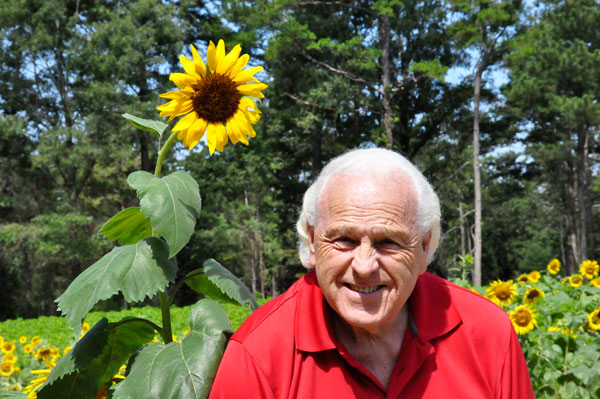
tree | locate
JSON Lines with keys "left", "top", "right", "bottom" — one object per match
{"left": 505, "top": 0, "right": 600, "bottom": 272}
{"left": 449, "top": 0, "right": 522, "bottom": 285}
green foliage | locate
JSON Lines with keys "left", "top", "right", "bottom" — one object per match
{"left": 56, "top": 238, "right": 178, "bottom": 336}
{"left": 122, "top": 114, "right": 169, "bottom": 139}
{"left": 128, "top": 171, "right": 202, "bottom": 258}
{"left": 112, "top": 300, "right": 232, "bottom": 399}
{"left": 101, "top": 207, "right": 153, "bottom": 245}
{"left": 38, "top": 318, "right": 156, "bottom": 399}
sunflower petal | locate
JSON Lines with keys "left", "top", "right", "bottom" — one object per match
{"left": 227, "top": 115, "right": 248, "bottom": 145}
{"left": 172, "top": 111, "right": 197, "bottom": 132}
{"left": 218, "top": 44, "right": 242, "bottom": 75}
{"left": 190, "top": 44, "right": 206, "bottom": 77}
{"left": 232, "top": 66, "right": 263, "bottom": 84}
{"left": 179, "top": 55, "right": 201, "bottom": 80}
{"left": 215, "top": 40, "right": 226, "bottom": 71}
{"left": 170, "top": 73, "right": 197, "bottom": 90}
{"left": 229, "top": 54, "right": 250, "bottom": 77}
{"left": 206, "top": 123, "right": 217, "bottom": 155}
{"left": 207, "top": 41, "right": 217, "bottom": 73}
{"left": 215, "top": 123, "right": 228, "bottom": 152}
{"left": 159, "top": 90, "right": 191, "bottom": 100}
{"left": 186, "top": 118, "right": 208, "bottom": 149}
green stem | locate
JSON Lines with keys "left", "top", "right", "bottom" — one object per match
{"left": 154, "top": 130, "right": 179, "bottom": 178}
{"left": 159, "top": 291, "right": 173, "bottom": 344}
{"left": 154, "top": 128, "right": 179, "bottom": 344}
{"left": 166, "top": 271, "right": 205, "bottom": 307}
{"left": 117, "top": 317, "right": 163, "bottom": 335}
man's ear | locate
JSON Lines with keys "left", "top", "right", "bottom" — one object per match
{"left": 307, "top": 222, "right": 317, "bottom": 267}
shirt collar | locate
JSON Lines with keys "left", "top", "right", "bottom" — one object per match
{"left": 294, "top": 270, "right": 462, "bottom": 352}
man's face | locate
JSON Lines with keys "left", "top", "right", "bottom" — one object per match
{"left": 308, "top": 172, "right": 430, "bottom": 333}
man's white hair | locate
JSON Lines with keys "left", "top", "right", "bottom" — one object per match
{"left": 296, "top": 147, "right": 441, "bottom": 268}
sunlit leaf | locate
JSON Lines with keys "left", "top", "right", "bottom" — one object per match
{"left": 56, "top": 238, "right": 177, "bottom": 335}
{"left": 128, "top": 171, "right": 201, "bottom": 258}
{"left": 122, "top": 113, "right": 168, "bottom": 138}
{"left": 101, "top": 207, "right": 152, "bottom": 245}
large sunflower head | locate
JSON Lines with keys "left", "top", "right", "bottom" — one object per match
{"left": 547, "top": 258, "right": 561, "bottom": 275}
{"left": 516, "top": 274, "right": 530, "bottom": 284}
{"left": 568, "top": 274, "right": 583, "bottom": 288}
{"left": 510, "top": 305, "right": 538, "bottom": 335}
{"left": 157, "top": 40, "right": 267, "bottom": 155}
{"left": 588, "top": 308, "right": 600, "bottom": 331}
{"left": 523, "top": 287, "right": 545, "bottom": 304}
{"left": 485, "top": 279, "right": 518, "bottom": 307}
{"left": 579, "top": 259, "right": 599, "bottom": 280}
{"left": 528, "top": 270, "right": 541, "bottom": 283}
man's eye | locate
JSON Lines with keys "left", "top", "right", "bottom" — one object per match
{"left": 334, "top": 237, "right": 356, "bottom": 247}
{"left": 378, "top": 239, "right": 401, "bottom": 250}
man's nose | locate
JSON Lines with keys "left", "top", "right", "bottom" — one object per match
{"left": 350, "top": 241, "right": 378, "bottom": 276}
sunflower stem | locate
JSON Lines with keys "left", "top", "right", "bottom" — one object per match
{"left": 154, "top": 130, "right": 179, "bottom": 178}
{"left": 158, "top": 291, "right": 173, "bottom": 344}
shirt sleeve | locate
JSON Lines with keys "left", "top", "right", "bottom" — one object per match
{"left": 498, "top": 328, "right": 535, "bottom": 399}
{"left": 209, "top": 339, "right": 275, "bottom": 399}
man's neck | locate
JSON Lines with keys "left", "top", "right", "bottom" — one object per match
{"left": 333, "top": 306, "right": 408, "bottom": 390}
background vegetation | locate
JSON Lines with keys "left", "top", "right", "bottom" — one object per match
{"left": 0, "top": 0, "right": 598, "bottom": 320}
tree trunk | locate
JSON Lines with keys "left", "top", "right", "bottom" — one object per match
{"left": 378, "top": 13, "right": 394, "bottom": 147}
{"left": 577, "top": 128, "right": 593, "bottom": 260}
{"left": 471, "top": 60, "right": 484, "bottom": 287}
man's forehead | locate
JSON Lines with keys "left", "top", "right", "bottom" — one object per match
{"left": 318, "top": 171, "right": 418, "bottom": 216}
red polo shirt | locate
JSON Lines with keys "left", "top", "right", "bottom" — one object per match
{"left": 210, "top": 270, "right": 534, "bottom": 398}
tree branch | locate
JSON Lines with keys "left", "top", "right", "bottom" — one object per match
{"left": 301, "top": 51, "right": 379, "bottom": 92}
{"left": 285, "top": 92, "right": 335, "bottom": 111}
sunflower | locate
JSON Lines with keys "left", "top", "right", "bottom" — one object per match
{"left": 4, "top": 353, "right": 17, "bottom": 363}
{"left": 579, "top": 259, "right": 599, "bottom": 280}
{"left": 510, "top": 305, "right": 538, "bottom": 335}
{"left": 23, "top": 367, "right": 51, "bottom": 399}
{"left": 485, "top": 279, "right": 518, "bottom": 307}
{"left": 31, "top": 336, "right": 41, "bottom": 347}
{"left": 1, "top": 360, "right": 15, "bottom": 377}
{"left": 35, "top": 347, "right": 52, "bottom": 361}
{"left": 547, "top": 258, "right": 561, "bottom": 275}
{"left": 528, "top": 270, "right": 541, "bottom": 283}
{"left": 1, "top": 341, "right": 15, "bottom": 354}
{"left": 523, "top": 287, "right": 545, "bottom": 304}
{"left": 516, "top": 274, "right": 530, "bottom": 283}
{"left": 568, "top": 274, "right": 583, "bottom": 288}
{"left": 24, "top": 344, "right": 33, "bottom": 354}
{"left": 19, "top": 336, "right": 27, "bottom": 344}
{"left": 157, "top": 40, "right": 267, "bottom": 155}
{"left": 590, "top": 277, "right": 600, "bottom": 288}
{"left": 588, "top": 308, "right": 600, "bottom": 331}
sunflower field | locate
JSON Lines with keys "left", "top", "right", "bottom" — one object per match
{"left": 455, "top": 259, "right": 600, "bottom": 398}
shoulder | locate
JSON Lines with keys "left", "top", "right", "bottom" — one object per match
{"left": 417, "top": 273, "right": 513, "bottom": 338}
{"left": 231, "top": 273, "right": 307, "bottom": 344}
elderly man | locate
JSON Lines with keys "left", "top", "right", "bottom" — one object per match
{"left": 210, "top": 148, "right": 534, "bottom": 398}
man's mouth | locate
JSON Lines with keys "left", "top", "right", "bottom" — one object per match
{"left": 346, "top": 284, "right": 383, "bottom": 294}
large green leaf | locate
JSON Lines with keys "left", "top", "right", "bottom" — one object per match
{"left": 38, "top": 317, "right": 155, "bottom": 399}
{"left": 128, "top": 171, "right": 201, "bottom": 258}
{"left": 56, "top": 238, "right": 177, "bottom": 335}
{"left": 122, "top": 113, "right": 168, "bottom": 138}
{"left": 205, "top": 259, "right": 258, "bottom": 311}
{"left": 101, "top": 207, "right": 152, "bottom": 245}
{"left": 112, "top": 299, "right": 232, "bottom": 399}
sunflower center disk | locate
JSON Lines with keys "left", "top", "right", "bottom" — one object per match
{"left": 192, "top": 73, "right": 240, "bottom": 123}
{"left": 516, "top": 311, "right": 530, "bottom": 325}
{"left": 496, "top": 287, "right": 510, "bottom": 300}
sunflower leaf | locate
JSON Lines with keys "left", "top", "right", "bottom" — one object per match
{"left": 111, "top": 299, "right": 231, "bottom": 399}
{"left": 122, "top": 113, "right": 168, "bottom": 138}
{"left": 101, "top": 207, "right": 153, "bottom": 245}
{"left": 38, "top": 317, "right": 155, "bottom": 399}
{"left": 128, "top": 171, "right": 201, "bottom": 258}
{"left": 56, "top": 238, "right": 177, "bottom": 335}
{"left": 204, "top": 259, "right": 258, "bottom": 311}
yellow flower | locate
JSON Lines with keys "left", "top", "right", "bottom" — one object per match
{"left": 22, "top": 366, "right": 52, "bottom": 398}
{"left": 547, "top": 258, "right": 561, "bottom": 275}
{"left": 510, "top": 305, "right": 538, "bottom": 335}
{"left": 50, "top": 348, "right": 60, "bottom": 359}
{"left": 1, "top": 360, "right": 15, "bottom": 377}
{"left": 568, "top": 274, "right": 583, "bottom": 288}
{"left": 590, "top": 277, "right": 600, "bottom": 288}
{"left": 4, "top": 353, "right": 17, "bottom": 363}
{"left": 0, "top": 336, "right": 3, "bottom": 346}
{"left": 547, "top": 326, "right": 561, "bottom": 332}
{"left": 157, "top": 40, "right": 267, "bottom": 155}
{"left": 528, "top": 270, "right": 541, "bottom": 283}
{"left": 588, "top": 308, "right": 600, "bottom": 330}
{"left": 516, "top": 274, "right": 530, "bottom": 283}
{"left": 485, "top": 279, "right": 518, "bottom": 307}
{"left": 31, "top": 336, "right": 41, "bottom": 346}
{"left": 19, "top": 336, "right": 27, "bottom": 344}
{"left": 24, "top": 344, "right": 33, "bottom": 354}
{"left": 63, "top": 346, "right": 72, "bottom": 356}
{"left": 1, "top": 341, "right": 15, "bottom": 354}
{"left": 523, "top": 287, "right": 545, "bottom": 304}
{"left": 579, "top": 259, "right": 599, "bottom": 280}
{"left": 35, "top": 347, "right": 52, "bottom": 361}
